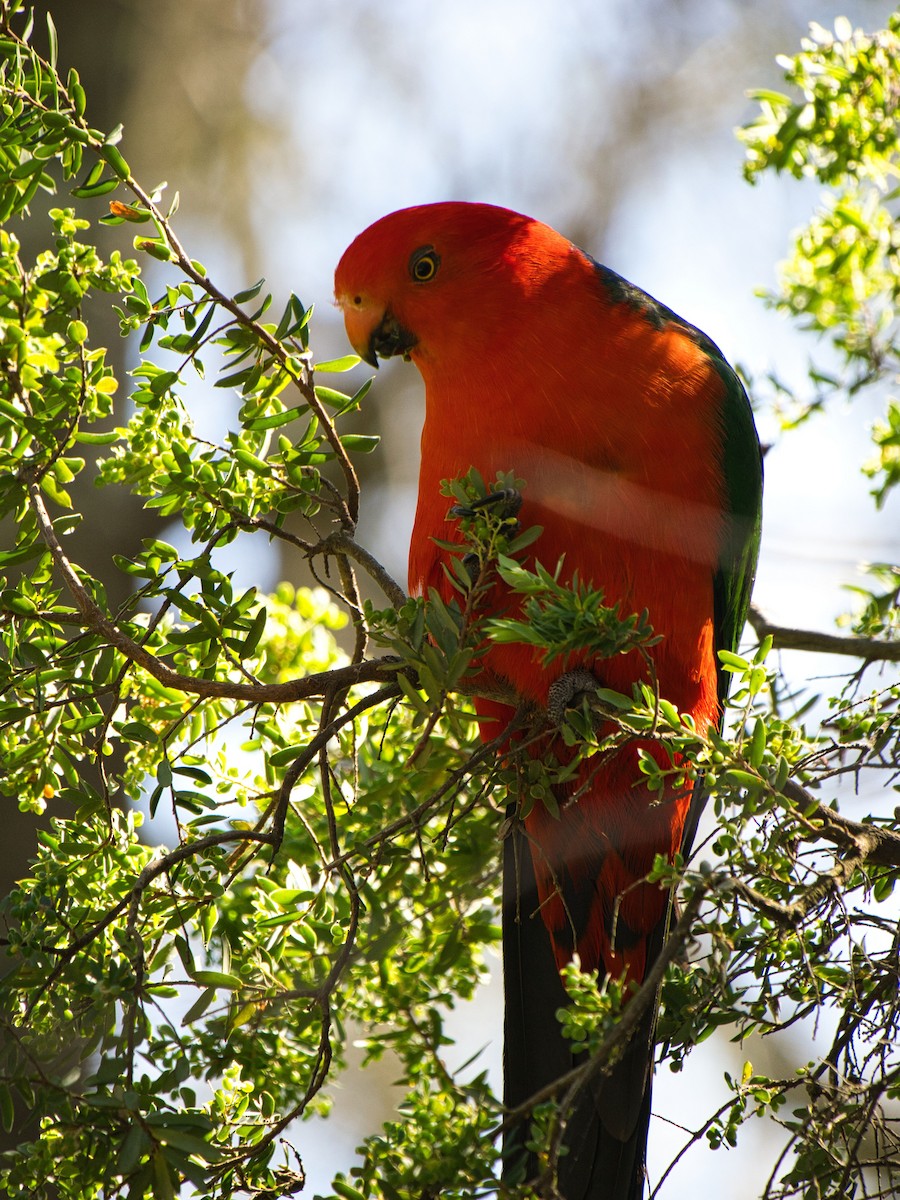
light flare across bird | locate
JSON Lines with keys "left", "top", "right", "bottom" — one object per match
{"left": 335, "top": 201, "right": 762, "bottom": 1200}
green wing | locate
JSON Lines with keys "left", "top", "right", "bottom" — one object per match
{"left": 709, "top": 356, "right": 764, "bottom": 705}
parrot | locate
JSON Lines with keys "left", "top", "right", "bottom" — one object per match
{"left": 334, "top": 202, "right": 763, "bottom": 1200}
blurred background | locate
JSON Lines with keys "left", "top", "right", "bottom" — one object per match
{"left": 9, "top": 0, "right": 900, "bottom": 1195}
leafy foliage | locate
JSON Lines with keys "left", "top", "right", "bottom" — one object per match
{"left": 740, "top": 13, "right": 900, "bottom": 508}
{"left": 0, "top": 6, "right": 897, "bottom": 1200}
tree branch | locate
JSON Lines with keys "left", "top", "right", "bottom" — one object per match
{"left": 780, "top": 777, "right": 900, "bottom": 870}
{"left": 749, "top": 604, "right": 900, "bottom": 663}
{"left": 318, "top": 530, "right": 407, "bottom": 611}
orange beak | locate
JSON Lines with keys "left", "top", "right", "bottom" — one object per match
{"left": 338, "top": 299, "right": 417, "bottom": 368}
{"left": 341, "top": 303, "right": 384, "bottom": 368}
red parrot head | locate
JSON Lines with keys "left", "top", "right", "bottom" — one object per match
{"left": 334, "top": 202, "right": 585, "bottom": 371}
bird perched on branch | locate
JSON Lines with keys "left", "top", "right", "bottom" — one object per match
{"left": 335, "top": 201, "right": 762, "bottom": 1200}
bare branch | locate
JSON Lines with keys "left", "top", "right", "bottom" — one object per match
{"left": 749, "top": 604, "right": 900, "bottom": 663}
{"left": 318, "top": 530, "right": 407, "bottom": 611}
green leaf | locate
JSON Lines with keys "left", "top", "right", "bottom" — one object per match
{"left": 182, "top": 987, "right": 216, "bottom": 1026}
{"left": 333, "top": 1180, "right": 367, "bottom": 1200}
{"left": 725, "top": 768, "right": 763, "bottom": 790}
{"left": 45, "top": 12, "right": 58, "bottom": 69}
{"left": 0, "top": 542, "right": 43, "bottom": 568}
{"left": 148, "top": 370, "right": 179, "bottom": 396}
{"left": 315, "top": 354, "right": 360, "bottom": 373}
{"left": 119, "top": 721, "right": 159, "bottom": 745}
{"left": 135, "top": 237, "right": 172, "bottom": 262}
{"left": 39, "top": 473, "right": 71, "bottom": 508}
{"left": 594, "top": 687, "right": 634, "bottom": 710}
{"left": 99, "top": 142, "right": 130, "bottom": 179}
{"left": 0, "top": 1083, "right": 13, "bottom": 1134}
{"left": 245, "top": 404, "right": 306, "bottom": 432}
{"left": 188, "top": 970, "right": 243, "bottom": 989}
{"left": 341, "top": 434, "right": 380, "bottom": 453}
{"left": 233, "top": 447, "right": 270, "bottom": 474}
{"left": 314, "top": 385, "right": 351, "bottom": 409}
{"left": 747, "top": 88, "right": 790, "bottom": 106}
{"left": 66, "top": 319, "right": 87, "bottom": 344}
{"left": 116, "top": 1125, "right": 148, "bottom": 1175}
{"left": 71, "top": 174, "right": 119, "bottom": 199}
{"left": 749, "top": 718, "right": 766, "bottom": 768}
{"left": 159, "top": 1128, "right": 223, "bottom": 1160}
{"left": 151, "top": 1149, "right": 177, "bottom": 1200}
{"left": 242, "top": 606, "right": 267, "bottom": 656}
{"left": 234, "top": 278, "right": 265, "bottom": 303}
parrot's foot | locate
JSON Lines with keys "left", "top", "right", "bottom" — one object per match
{"left": 449, "top": 486, "right": 522, "bottom": 523}
{"left": 547, "top": 667, "right": 599, "bottom": 725}
{"left": 452, "top": 487, "right": 523, "bottom": 585}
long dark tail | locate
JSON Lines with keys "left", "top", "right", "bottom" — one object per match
{"left": 501, "top": 815, "right": 657, "bottom": 1200}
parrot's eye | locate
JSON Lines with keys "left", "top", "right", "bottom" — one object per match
{"left": 409, "top": 246, "right": 440, "bottom": 283}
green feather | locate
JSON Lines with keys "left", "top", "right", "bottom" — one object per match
{"left": 709, "top": 357, "right": 764, "bottom": 705}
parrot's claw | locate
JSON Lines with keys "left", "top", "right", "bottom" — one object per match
{"left": 547, "top": 667, "right": 599, "bottom": 725}
{"left": 450, "top": 486, "right": 523, "bottom": 522}
{"left": 453, "top": 488, "right": 523, "bottom": 585}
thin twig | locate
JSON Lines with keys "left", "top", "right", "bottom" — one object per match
{"left": 268, "top": 682, "right": 403, "bottom": 848}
